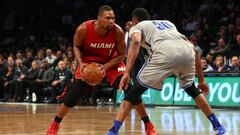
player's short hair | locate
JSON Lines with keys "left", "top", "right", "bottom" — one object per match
{"left": 132, "top": 8, "right": 150, "bottom": 21}
{"left": 98, "top": 5, "right": 113, "bottom": 16}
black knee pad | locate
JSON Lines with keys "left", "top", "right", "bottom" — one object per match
{"left": 184, "top": 83, "right": 202, "bottom": 99}
{"left": 123, "top": 81, "right": 147, "bottom": 105}
{"left": 124, "top": 90, "right": 142, "bottom": 105}
{"left": 123, "top": 82, "right": 133, "bottom": 96}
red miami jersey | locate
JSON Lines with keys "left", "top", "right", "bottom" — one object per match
{"left": 75, "top": 20, "right": 125, "bottom": 85}
{"left": 82, "top": 20, "right": 117, "bottom": 63}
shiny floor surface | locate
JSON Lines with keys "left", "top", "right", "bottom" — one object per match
{"left": 0, "top": 103, "right": 239, "bottom": 135}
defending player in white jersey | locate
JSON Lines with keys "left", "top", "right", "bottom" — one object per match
{"left": 107, "top": 8, "right": 226, "bottom": 135}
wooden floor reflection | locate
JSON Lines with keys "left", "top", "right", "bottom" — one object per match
{"left": 0, "top": 103, "right": 239, "bottom": 135}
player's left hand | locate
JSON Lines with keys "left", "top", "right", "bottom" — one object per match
{"left": 198, "top": 81, "right": 209, "bottom": 96}
{"left": 119, "top": 73, "right": 130, "bottom": 93}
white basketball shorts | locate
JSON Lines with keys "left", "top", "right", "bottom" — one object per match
{"left": 137, "top": 39, "right": 196, "bottom": 90}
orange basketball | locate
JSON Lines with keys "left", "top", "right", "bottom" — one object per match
{"left": 81, "top": 62, "right": 105, "bottom": 86}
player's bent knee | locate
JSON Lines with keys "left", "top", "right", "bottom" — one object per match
{"left": 184, "top": 83, "right": 201, "bottom": 99}
{"left": 123, "top": 85, "right": 142, "bottom": 105}
{"left": 123, "top": 81, "right": 147, "bottom": 105}
{"left": 124, "top": 94, "right": 142, "bottom": 105}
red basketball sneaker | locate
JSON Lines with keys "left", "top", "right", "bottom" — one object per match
{"left": 47, "top": 121, "right": 59, "bottom": 135}
{"left": 145, "top": 122, "right": 159, "bottom": 135}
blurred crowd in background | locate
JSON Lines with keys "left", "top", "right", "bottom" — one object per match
{"left": 0, "top": 0, "right": 239, "bottom": 104}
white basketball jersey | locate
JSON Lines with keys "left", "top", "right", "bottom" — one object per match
{"left": 129, "top": 20, "right": 188, "bottom": 52}
{"left": 129, "top": 21, "right": 196, "bottom": 90}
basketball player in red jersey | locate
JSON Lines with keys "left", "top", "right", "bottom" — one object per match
{"left": 46, "top": 5, "right": 158, "bottom": 135}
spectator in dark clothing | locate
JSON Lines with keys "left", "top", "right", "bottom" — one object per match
{"left": 15, "top": 60, "right": 40, "bottom": 102}
{"left": 205, "top": 52, "right": 215, "bottom": 68}
{"left": 26, "top": 60, "right": 41, "bottom": 81}
{"left": 210, "top": 38, "right": 231, "bottom": 58}
{"left": 0, "top": 56, "right": 16, "bottom": 101}
{"left": 52, "top": 50, "right": 63, "bottom": 70}
{"left": 12, "top": 59, "right": 29, "bottom": 101}
{"left": 14, "top": 59, "right": 29, "bottom": 81}
{"left": 30, "top": 59, "right": 55, "bottom": 103}
{"left": 214, "top": 55, "right": 231, "bottom": 72}
{"left": 47, "top": 60, "right": 71, "bottom": 103}
{"left": 1, "top": 65, "right": 15, "bottom": 101}
{"left": 229, "top": 56, "right": 240, "bottom": 72}
{"left": 24, "top": 51, "right": 34, "bottom": 69}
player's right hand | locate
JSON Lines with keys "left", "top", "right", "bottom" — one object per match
{"left": 119, "top": 73, "right": 130, "bottom": 93}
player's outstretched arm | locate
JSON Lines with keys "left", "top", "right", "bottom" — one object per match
{"left": 119, "top": 32, "right": 141, "bottom": 90}
{"left": 195, "top": 51, "right": 209, "bottom": 96}
{"left": 125, "top": 32, "right": 141, "bottom": 74}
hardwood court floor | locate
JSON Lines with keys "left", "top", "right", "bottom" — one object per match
{"left": 0, "top": 103, "right": 239, "bottom": 135}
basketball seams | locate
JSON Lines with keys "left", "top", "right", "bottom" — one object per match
{"left": 81, "top": 62, "right": 105, "bottom": 85}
